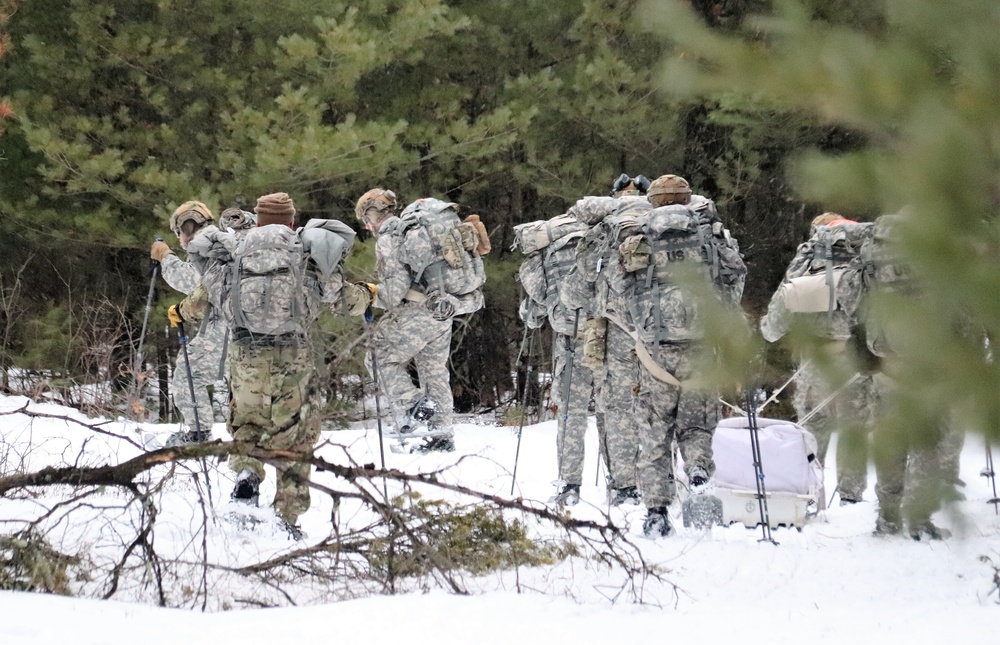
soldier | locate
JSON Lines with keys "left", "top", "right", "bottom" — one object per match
{"left": 515, "top": 211, "right": 615, "bottom": 507}
{"left": 618, "top": 175, "right": 746, "bottom": 537}
{"left": 150, "top": 201, "right": 228, "bottom": 445}
{"left": 838, "top": 213, "right": 957, "bottom": 539}
{"left": 760, "top": 213, "right": 874, "bottom": 505}
{"left": 347, "top": 189, "right": 487, "bottom": 453}
{"left": 559, "top": 175, "right": 653, "bottom": 507}
{"left": 173, "top": 192, "right": 354, "bottom": 538}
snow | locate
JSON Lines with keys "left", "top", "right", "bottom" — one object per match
{"left": 1, "top": 393, "right": 998, "bottom": 643}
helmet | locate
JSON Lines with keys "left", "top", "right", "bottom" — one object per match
{"left": 610, "top": 173, "right": 651, "bottom": 197}
{"left": 355, "top": 188, "right": 398, "bottom": 229}
{"left": 647, "top": 175, "right": 692, "bottom": 207}
{"left": 220, "top": 207, "right": 257, "bottom": 231}
{"left": 169, "top": 201, "right": 214, "bottom": 237}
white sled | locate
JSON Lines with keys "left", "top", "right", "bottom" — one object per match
{"left": 711, "top": 416, "right": 825, "bottom": 529}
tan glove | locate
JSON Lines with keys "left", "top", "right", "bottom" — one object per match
{"left": 151, "top": 240, "right": 174, "bottom": 262}
{"left": 344, "top": 283, "right": 377, "bottom": 316}
{"left": 167, "top": 304, "right": 184, "bottom": 328}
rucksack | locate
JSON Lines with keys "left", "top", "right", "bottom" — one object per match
{"left": 394, "top": 198, "right": 487, "bottom": 303}
{"left": 618, "top": 204, "right": 745, "bottom": 345}
{"left": 781, "top": 221, "right": 873, "bottom": 315}
{"left": 511, "top": 214, "right": 588, "bottom": 255}
{"left": 228, "top": 225, "right": 311, "bottom": 342}
{"left": 515, "top": 214, "right": 588, "bottom": 332}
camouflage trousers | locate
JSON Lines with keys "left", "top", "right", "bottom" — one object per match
{"left": 792, "top": 351, "right": 875, "bottom": 501}
{"left": 553, "top": 331, "right": 607, "bottom": 485}
{"left": 171, "top": 317, "right": 227, "bottom": 434}
{"left": 635, "top": 342, "right": 718, "bottom": 508}
{"left": 593, "top": 323, "right": 642, "bottom": 489}
{"left": 228, "top": 343, "right": 320, "bottom": 526}
{"left": 373, "top": 304, "right": 454, "bottom": 432}
{"left": 871, "top": 373, "right": 963, "bottom": 526}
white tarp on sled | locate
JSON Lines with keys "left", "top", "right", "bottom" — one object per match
{"left": 711, "top": 416, "right": 825, "bottom": 528}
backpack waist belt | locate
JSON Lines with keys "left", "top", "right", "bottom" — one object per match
{"left": 403, "top": 288, "right": 428, "bottom": 303}
{"left": 231, "top": 327, "right": 306, "bottom": 349}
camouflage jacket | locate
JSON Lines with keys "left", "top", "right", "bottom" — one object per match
{"left": 760, "top": 238, "right": 854, "bottom": 343}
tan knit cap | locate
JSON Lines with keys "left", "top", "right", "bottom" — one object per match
{"left": 254, "top": 192, "right": 296, "bottom": 226}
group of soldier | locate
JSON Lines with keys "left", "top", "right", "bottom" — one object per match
{"left": 149, "top": 175, "right": 957, "bottom": 541}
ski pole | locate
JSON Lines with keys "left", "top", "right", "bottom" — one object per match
{"left": 135, "top": 245, "right": 161, "bottom": 377}
{"left": 176, "top": 320, "right": 203, "bottom": 440}
{"left": 129, "top": 241, "right": 161, "bottom": 418}
{"left": 984, "top": 442, "right": 999, "bottom": 514}
{"left": 746, "top": 388, "right": 778, "bottom": 545}
{"left": 510, "top": 325, "right": 537, "bottom": 495}
{"left": 366, "top": 320, "right": 387, "bottom": 473}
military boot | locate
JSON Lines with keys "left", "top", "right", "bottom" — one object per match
{"left": 642, "top": 506, "right": 673, "bottom": 538}
{"left": 231, "top": 470, "right": 261, "bottom": 507}
{"left": 549, "top": 482, "right": 581, "bottom": 506}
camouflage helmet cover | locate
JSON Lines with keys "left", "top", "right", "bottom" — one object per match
{"left": 169, "top": 200, "right": 214, "bottom": 235}
{"left": 355, "top": 189, "right": 398, "bottom": 225}
{"left": 220, "top": 207, "right": 257, "bottom": 231}
{"left": 647, "top": 175, "right": 692, "bottom": 207}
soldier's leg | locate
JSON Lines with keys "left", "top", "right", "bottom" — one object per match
{"left": 835, "top": 373, "right": 873, "bottom": 502}
{"left": 553, "top": 332, "right": 590, "bottom": 486}
{"left": 373, "top": 307, "right": 428, "bottom": 423}
{"left": 413, "top": 314, "right": 454, "bottom": 427}
{"left": 674, "top": 350, "right": 719, "bottom": 481}
{"left": 228, "top": 344, "right": 273, "bottom": 485}
{"left": 170, "top": 332, "right": 218, "bottom": 437}
{"left": 636, "top": 345, "right": 685, "bottom": 509}
{"left": 598, "top": 324, "right": 643, "bottom": 489}
{"left": 253, "top": 346, "right": 316, "bottom": 525}
{"left": 872, "top": 374, "right": 905, "bottom": 533}
{"left": 794, "top": 358, "right": 834, "bottom": 466}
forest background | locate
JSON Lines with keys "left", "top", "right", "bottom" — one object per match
{"left": 1, "top": 0, "right": 998, "bottom": 450}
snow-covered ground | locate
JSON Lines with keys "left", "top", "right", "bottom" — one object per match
{"left": 1, "top": 393, "right": 997, "bottom": 643}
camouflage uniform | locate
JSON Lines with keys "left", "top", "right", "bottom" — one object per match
{"left": 760, "top": 233, "right": 873, "bottom": 503}
{"left": 370, "top": 210, "right": 485, "bottom": 436}
{"left": 228, "top": 343, "right": 321, "bottom": 525}
{"left": 161, "top": 227, "right": 230, "bottom": 432}
{"left": 837, "top": 214, "right": 958, "bottom": 535}
{"left": 561, "top": 196, "right": 655, "bottom": 496}
{"left": 518, "top": 223, "right": 609, "bottom": 490}
{"left": 181, "top": 196, "right": 352, "bottom": 527}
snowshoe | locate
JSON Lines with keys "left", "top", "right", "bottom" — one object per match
{"left": 549, "top": 482, "right": 581, "bottom": 507}
{"left": 165, "top": 428, "right": 211, "bottom": 447}
{"left": 413, "top": 435, "right": 456, "bottom": 453}
{"left": 642, "top": 506, "right": 673, "bottom": 538}
{"left": 281, "top": 520, "right": 307, "bottom": 542}
{"left": 609, "top": 486, "right": 641, "bottom": 506}
{"left": 400, "top": 396, "right": 437, "bottom": 433}
{"left": 682, "top": 493, "right": 723, "bottom": 529}
{"left": 908, "top": 521, "right": 951, "bottom": 541}
{"left": 231, "top": 470, "right": 261, "bottom": 507}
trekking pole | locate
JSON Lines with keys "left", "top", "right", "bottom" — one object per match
{"left": 746, "top": 388, "right": 778, "bottom": 545}
{"left": 510, "top": 325, "right": 537, "bottom": 495}
{"left": 365, "top": 320, "right": 387, "bottom": 473}
{"left": 176, "top": 320, "right": 203, "bottom": 440}
{"left": 984, "top": 442, "right": 999, "bottom": 514}
{"left": 129, "top": 242, "right": 161, "bottom": 418}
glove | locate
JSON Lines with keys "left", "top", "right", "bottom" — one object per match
{"left": 426, "top": 293, "right": 459, "bottom": 321}
{"left": 167, "top": 304, "right": 185, "bottom": 328}
{"left": 344, "top": 282, "right": 377, "bottom": 317}
{"left": 150, "top": 240, "right": 174, "bottom": 262}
